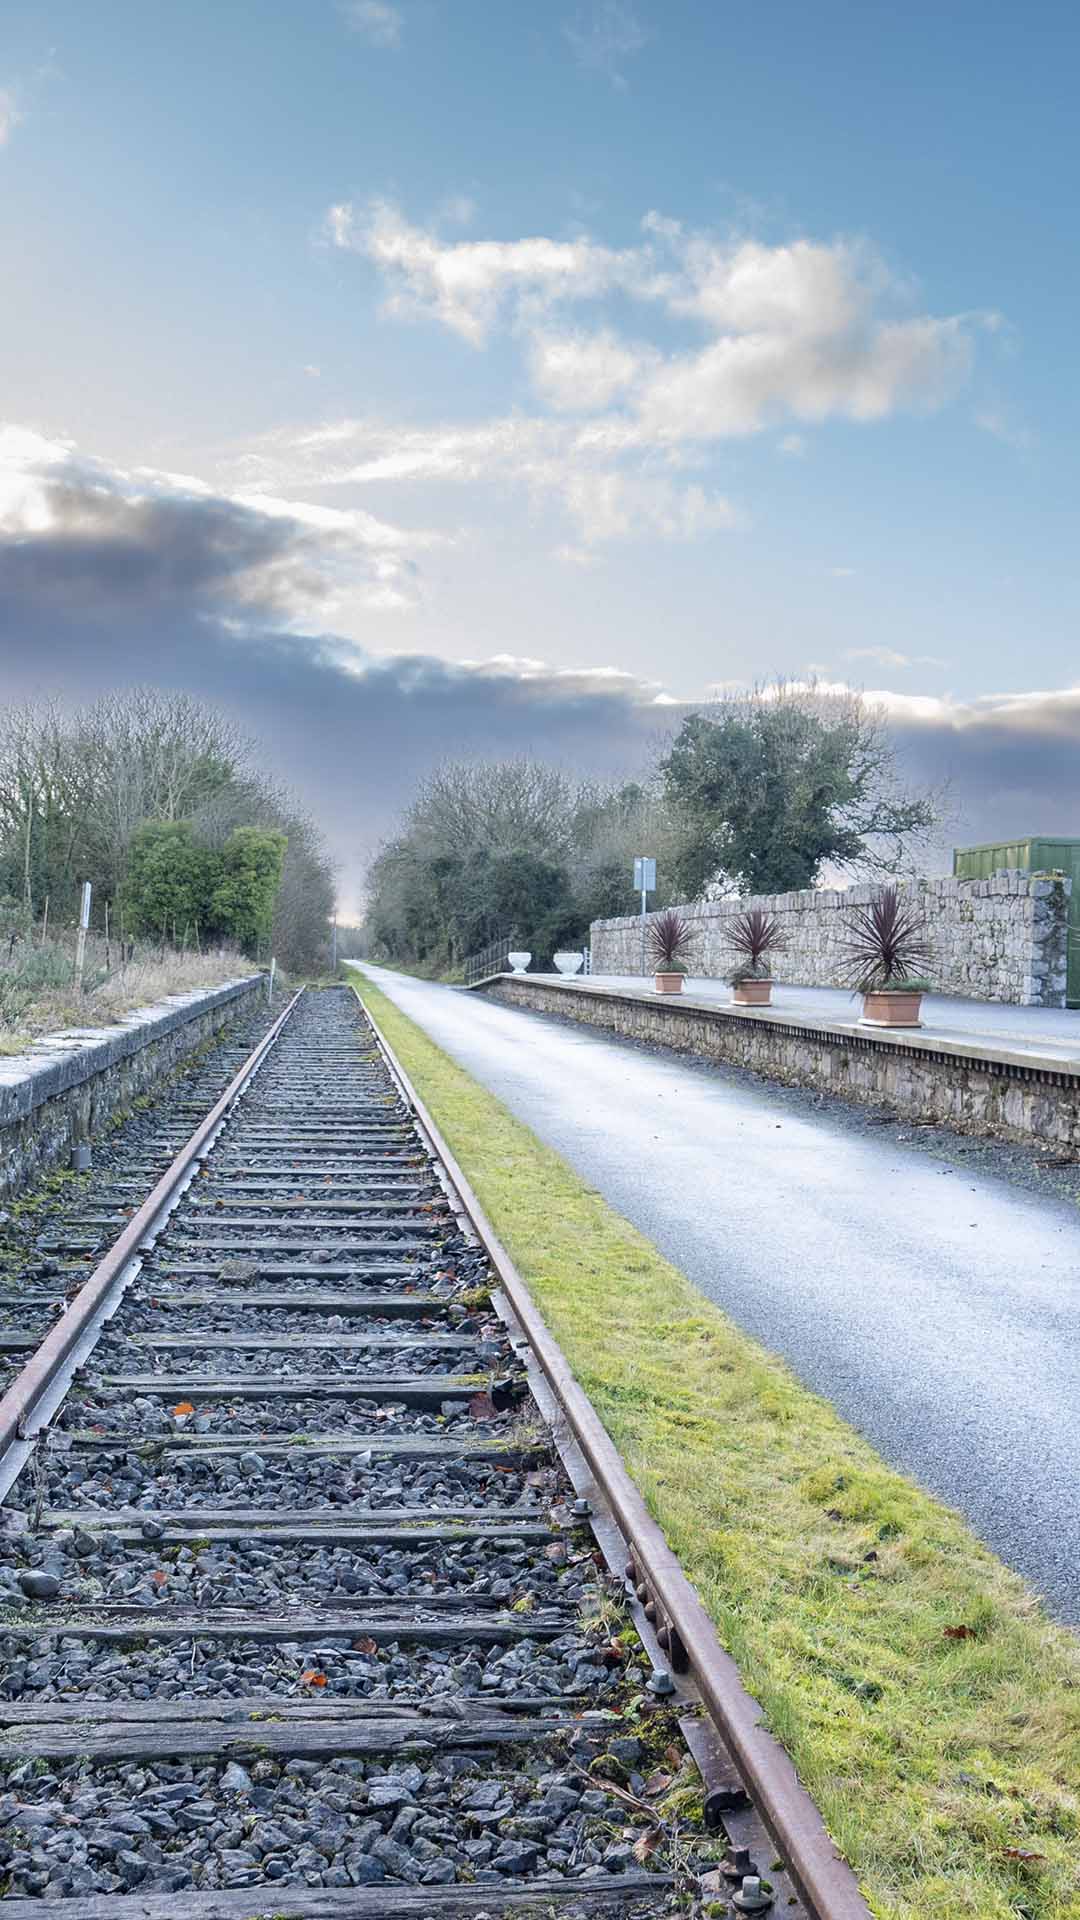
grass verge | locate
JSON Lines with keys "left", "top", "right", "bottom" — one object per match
{"left": 355, "top": 973, "right": 1080, "bottom": 1920}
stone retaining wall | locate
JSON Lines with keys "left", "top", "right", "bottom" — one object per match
{"left": 479, "top": 976, "right": 1080, "bottom": 1151}
{"left": 590, "top": 871, "right": 1070, "bottom": 1007}
{"left": 0, "top": 975, "right": 265, "bottom": 1201}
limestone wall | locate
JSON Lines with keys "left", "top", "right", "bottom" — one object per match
{"left": 590, "top": 871, "right": 1070, "bottom": 1007}
{"left": 0, "top": 975, "right": 265, "bottom": 1200}
{"left": 479, "top": 976, "right": 1080, "bottom": 1151}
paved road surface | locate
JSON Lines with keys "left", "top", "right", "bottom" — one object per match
{"left": 357, "top": 964, "right": 1080, "bottom": 1622}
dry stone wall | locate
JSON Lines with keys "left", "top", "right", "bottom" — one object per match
{"left": 480, "top": 976, "right": 1080, "bottom": 1151}
{"left": 0, "top": 975, "right": 264, "bottom": 1200}
{"left": 591, "top": 871, "right": 1070, "bottom": 1007}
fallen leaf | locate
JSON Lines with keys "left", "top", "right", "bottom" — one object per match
{"left": 300, "top": 1669, "right": 328, "bottom": 1687}
{"left": 944, "top": 1624, "right": 977, "bottom": 1640}
{"left": 171, "top": 1401, "right": 195, "bottom": 1417}
{"left": 469, "top": 1392, "right": 498, "bottom": 1420}
{"left": 150, "top": 1570, "right": 168, "bottom": 1587}
{"left": 643, "top": 1769, "right": 672, "bottom": 1797}
{"left": 632, "top": 1829, "right": 662, "bottom": 1864}
{"left": 353, "top": 1636, "right": 378, "bottom": 1655}
{"left": 1002, "top": 1848, "right": 1045, "bottom": 1863}
{"left": 664, "top": 1744, "right": 683, "bottom": 1770}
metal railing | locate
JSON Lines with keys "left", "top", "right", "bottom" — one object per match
{"left": 463, "top": 935, "right": 513, "bottom": 985}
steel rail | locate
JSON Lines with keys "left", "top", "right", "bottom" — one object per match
{"left": 0, "top": 986, "right": 304, "bottom": 1468}
{"left": 354, "top": 979, "right": 872, "bottom": 1920}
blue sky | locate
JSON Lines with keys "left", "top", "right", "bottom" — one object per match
{"left": 2, "top": 2, "right": 1079, "bottom": 901}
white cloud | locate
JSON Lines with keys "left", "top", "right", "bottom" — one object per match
{"left": 633, "top": 311, "right": 972, "bottom": 444}
{"left": 310, "top": 200, "right": 988, "bottom": 557}
{"left": 303, "top": 363, "right": 322, "bottom": 378}
{"left": 528, "top": 329, "right": 651, "bottom": 412}
{"left": 0, "top": 88, "right": 22, "bottom": 148}
{"left": 973, "top": 407, "right": 1033, "bottom": 453}
{"left": 830, "top": 567, "right": 856, "bottom": 578}
{"left": 559, "top": 468, "right": 736, "bottom": 545}
{"left": 847, "top": 646, "right": 948, "bottom": 671}
{"left": 329, "top": 200, "right": 983, "bottom": 438}
{"left": 564, "top": 2, "right": 648, "bottom": 84}
{"left": 334, "top": 199, "right": 655, "bottom": 345}
{"left": 239, "top": 413, "right": 737, "bottom": 551}
{"left": 339, "top": 1, "right": 403, "bottom": 47}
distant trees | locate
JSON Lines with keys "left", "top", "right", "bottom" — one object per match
{"left": 660, "top": 682, "right": 941, "bottom": 897}
{"left": 364, "top": 759, "right": 685, "bottom": 973}
{"left": 0, "top": 690, "right": 335, "bottom": 970}
{"left": 363, "top": 685, "right": 943, "bottom": 975}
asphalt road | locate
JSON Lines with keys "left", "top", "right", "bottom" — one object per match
{"left": 357, "top": 964, "right": 1080, "bottom": 1623}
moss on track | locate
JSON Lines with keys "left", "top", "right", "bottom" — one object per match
{"left": 354, "top": 973, "right": 1080, "bottom": 1920}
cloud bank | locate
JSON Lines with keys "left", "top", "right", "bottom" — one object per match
{"left": 3, "top": 423, "right": 1078, "bottom": 913}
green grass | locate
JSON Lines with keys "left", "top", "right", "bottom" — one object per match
{"left": 354, "top": 975, "right": 1080, "bottom": 1920}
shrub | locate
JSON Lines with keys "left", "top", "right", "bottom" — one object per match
{"left": 840, "top": 884, "right": 932, "bottom": 994}
{"left": 725, "top": 906, "right": 787, "bottom": 985}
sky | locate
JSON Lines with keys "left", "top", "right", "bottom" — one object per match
{"left": 1, "top": 0, "right": 1079, "bottom": 909}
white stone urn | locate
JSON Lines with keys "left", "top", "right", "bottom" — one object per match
{"left": 553, "top": 951, "right": 584, "bottom": 976}
{"left": 507, "top": 951, "right": 532, "bottom": 974}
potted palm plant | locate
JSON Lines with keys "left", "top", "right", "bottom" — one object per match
{"left": 841, "top": 884, "right": 932, "bottom": 1027}
{"left": 647, "top": 908, "right": 697, "bottom": 993}
{"left": 726, "top": 907, "right": 786, "bottom": 1006}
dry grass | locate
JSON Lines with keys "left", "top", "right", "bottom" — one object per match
{"left": 0, "top": 936, "right": 258, "bottom": 1054}
{"left": 356, "top": 974, "right": 1080, "bottom": 1920}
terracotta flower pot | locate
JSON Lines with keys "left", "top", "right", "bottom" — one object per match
{"left": 654, "top": 971, "right": 685, "bottom": 994}
{"left": 732, "top": 978, "right": 773, "bottom": 1007}
{"left": 860, "top": 989, "right": 924, "bottom": 1028}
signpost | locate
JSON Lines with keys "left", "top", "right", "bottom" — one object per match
{"left": 74, "top": 881, "right": 92, "bottom": 991}
{"left": 633, "top": 857, "right": 656, "bottom": 976}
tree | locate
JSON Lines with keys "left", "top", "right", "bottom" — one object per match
{"left": 363, "top": 758, "right": 691, "bottom": 972}
{"left": 270, "top": 811, "right": 336, "bottom": 973}
{"left": 0, "top": 691, "right": 336, "bottom": 968}
{"left": 660, "top": 682, "right": 941, "bottom": 898}
{"left": 122, "top": 821, "right": 217, "bottom": 941}
{"left": 210, "top": 827, "right": 287, "bottom": 955}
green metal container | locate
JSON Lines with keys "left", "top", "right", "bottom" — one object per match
{"left": 953, "top": 837, "right": 1080, "bottom": 1006}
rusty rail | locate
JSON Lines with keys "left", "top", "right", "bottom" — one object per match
{"left": 0, "top": 987, "right": 304, "bottom": 1467}
{"left": 356, "top": 980, "right": 872, "bottom": 1920}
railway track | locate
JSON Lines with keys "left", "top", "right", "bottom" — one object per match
{"left": 0, "top": 985, "right": 869, "bottom": 1918}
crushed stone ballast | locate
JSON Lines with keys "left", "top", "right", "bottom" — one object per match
{"left": 0, "top": 985, "right": 867, "bottom": 1919}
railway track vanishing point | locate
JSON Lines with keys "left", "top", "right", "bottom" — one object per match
{"left": 0, "top": 985, "right": 869, "bottom": 1919}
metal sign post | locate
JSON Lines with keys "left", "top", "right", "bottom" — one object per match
{"left": 633, "top": 857, "right": 656, "bottom": 976}
{"left": 74, "top": 881, "right": 92, "bottom": 990}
